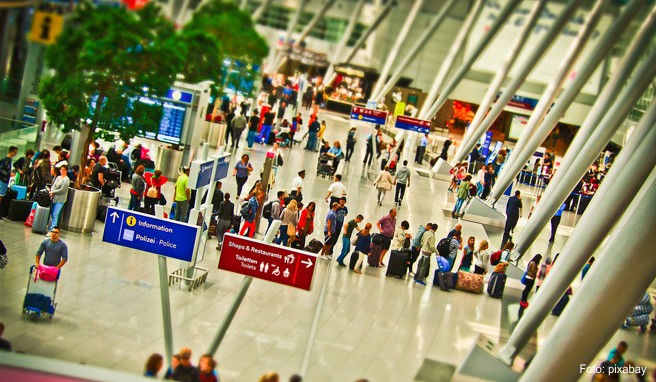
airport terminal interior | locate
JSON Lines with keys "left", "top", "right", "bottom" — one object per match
{"left": 0, "top": 0, "right": 655, "bottom": 381}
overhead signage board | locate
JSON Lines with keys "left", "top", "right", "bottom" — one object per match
{"left": 102, "top": 207, "right": 199, "bottom": 261}
{"left": 213, "top": 154, "right": 231, "bottom": 182}
{"left": 218, "top": 234, "right": 318, "bottom": 291}
{"left": 395, "top": 115, "right": 431, "bottom": 134}
{"left": 350, "top": 106, "right": 388, "bottom": 125}
{"left": 188, "top": 159, "right": 215, "bottom": 189}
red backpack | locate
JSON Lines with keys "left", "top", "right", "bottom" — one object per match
{"left": 490, "top": 250, "right": 503, "bottom": 266}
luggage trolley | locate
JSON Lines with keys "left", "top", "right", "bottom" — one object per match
{"left": 23, "top": 265, "right": 60, "bottom": 320}
{"left": 316, "top": 154, "right": 335, "bottom": 178}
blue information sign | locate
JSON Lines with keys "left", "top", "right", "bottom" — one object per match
{"left": 394, "top": 115, "right": 431, "bottom": 134}
{"left": 214, "top": 154, "right": 231, "bottom": 181}
{"left": 188, "top": 159, "right": 215, "bottom": 189}
{"left": 102, "top": 207, "right": 199, "bottom": 261}
{"left": 480, "top": 131, "right": 493, "bottom": 158}
{"left": 350, "top": 106, "right": 388, "bottom": 125}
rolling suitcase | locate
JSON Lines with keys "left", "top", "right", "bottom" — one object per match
{"left": 12, "top": 185, "right": 27, "bottom": 200}
{"left": 487, "top": 272, "right": 507, "bottom": 298}
{"left": 455, "top": 271, "right": 484, "bottom": 294}
{"left": 349, "top": 250, "right": 359, "bottom": 270}
{"left": 8, "top": 199, "right": 33, "bottom": 221}
{"left": 386, "top": 249, "right": 409, "bottom": 278}
{"left": 0, "top": 188, "right": 17, "bottom": 217}
{"left": 433, "top": 271, "right": 454, "bottom": 291}
{"left": 367, "top": 242, "right": 382, "bottom": 267}
{"left": 208, "top": 213, "right": 219, "bottom": 238}
{"left": 33, "top": 189, "right": 51, "bottom": 207}
{"left": 304, "top": 239, "right": 323, "bottom": 254}
{"left": 32, "top": 205, "right": 50, "bottom": 234}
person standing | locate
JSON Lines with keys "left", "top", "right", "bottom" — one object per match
{"left": 376, "top": 208, "right": 397, "bottom": 267}
{"left": 260, "top": 109, "right": 275, "bottom": 144}
{"left": 233, "top": 154, "right": 253, "bottom": 199}
{"left": 460, "top": 236, "right": 476, "bottom": 273}
{"left": 297, "top": 201, "right": 315, "bottom": 249}
{"left": 447, "top": 223, "right": 462, "bottom": 239}
{"left": 224, "top": 107, "right": 236, "bottom": 146}
{"left": 336, "top": 214, "right": 363, "bottom": 266}
{"left": 215, "top": 193, "right": 234, "bottom": 249}
{"left": 0, "top": 146, "right": 17, "bottom": 215}
{"left": 482, "top": 166, "right": 494, "bottom": 199}
{"left": 363, "top": 131, "right": 375, "bottom": 166}
{"left": 290, "top": 170, "right": 305, "bottom": 201}
{"left": 373, "top": 165, "right": 394, "bottom": 206}
{"left": 90, "top": 155, "right": 108, "bottom": 190}
{"left": 440, "top": 136, "right": 452, "bottom": 160}
{"left": 476, "top": 165, "right": 487, "bottom": 196}
{"left": 345, "top": 127, "right": 357, "bottom": 162}
{"left": 452, "top": 174, "right": 473, "bottom": 217}
{"left": 36, "top": 226, "right": 68, "bottom": 269}
{"left": 144, "top": 170, "right": 168, "bottom": 215}
{"left": 469, "top": 143, "right": 481, "bottom": 173}
{"left": 352, "top": 223, "right": 373, "bottom": 274}
{"left": 473, "top": 240, "right": 490, "bottom": 275}
{"left": 12, "top": 148, "right": 34, "bottom": 186}
{"left": 581, "top": 257, "right": 595, "bottom": 279}
{"left": 414, "top": 223, "right": 437, "bottom": 285}
{"left": 278, "top": 199, "right": 299, "bottom": 247}
{"left": 173, "top": 166, "right": 190, "bottom": 222}
{"left": 324, "top": 174, "right": 347, "bottom": 207}
{"left": 246, "top": 109, "right": 260, "bottom": 149}
{"left": 320, "top": 202, "right": 339, "bottom": 259}
{"left": 535, "top": 256, "right": 552, "bottom": 291}
{"left": 394, "top": 160, "right": 411, "bottom": 206}
{"left": 521, "top": 254, "right": 542, "bottom": 303}
{"left": 317, "top": 120, "right": 327, "bottom": 150}
{"left": 549, "top": 202, "right": 567, "bottom": 243}
{"left": 291, "top": 112, "right": 302, "bottom": 145}
{"left": 48, "top": 165, "right": 70, "bottom": 231}
{"left": 128, "top": 165, "right": 146, "bottom": 211}
{"left": 231, "top": 111, "right": 247, "bottom": 149}
{"left": 447, "top": 231, "right": 462, "bottom": 271}
{"left": 305, "top": 118, "right": 320, "bottom": 151}
{"left": 501, "top": 190, "right": 523, "bottom": 248}
{"left": 415, "top": 134, "right": 428, "bottom": 164}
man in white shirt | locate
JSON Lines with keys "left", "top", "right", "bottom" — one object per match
{"left": 325, "top": 174, "right": 347, "bottom": 207}
{"left": 291, "top": 170, "right": 305, "bottom": 201}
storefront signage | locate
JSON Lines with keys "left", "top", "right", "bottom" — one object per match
{"left": 102, "top": 207, "right": 199, "bottom": 261}
{"left": 219, "top": 234, "right": 318, "bottom": 291}
{"left": 350, "top": 106, "right": 388, "bottom": 125}
{"left": 496, "top": 93, "right": 539, "bottom": 111}
{"left": 394, "top": 115, "right": 431, "bottom": 134}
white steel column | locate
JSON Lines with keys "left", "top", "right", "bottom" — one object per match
{"left": 454, "top": 0, "right": 585, "bottom": 163}
{"left": 323, "top": 0, "right": 367, "bottom": 84}
{"left": 488, "top": 0, "right": 646, "bottom": 204}
{"left": 253, "top": 0, "right": 273, "bottom": 22}
{"left": 519, "top": 171, "right": 656, "bottom": 382}
{"left": 511, "top": 16, "right": 656, "bottom": 260}
{"left": 369, "top": 0, "right": 424, "bottom": 101}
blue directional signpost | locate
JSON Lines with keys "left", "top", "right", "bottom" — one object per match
{"left": 350, "top": 105, "right": 388, "bottom": 125}
{"left": 213, "top": 154, "right": 231, "bottom": 181}
{"left": 102, "top": 207, "right": 200, "bottom": 261}
{"left": 188, "top": 158, "right": 215, "bottom": 189}
{"left": 394, "top": 115, "right": 431, "bottom": 134}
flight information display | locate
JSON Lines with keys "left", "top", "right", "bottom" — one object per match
{"left": 142, "top": 100, "right": 186, "bottom": 144}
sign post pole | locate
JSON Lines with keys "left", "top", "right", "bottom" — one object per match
{"left": 300, "top": 256, "right": 332, "bottom": 377}
{"left": 207, "top": 220, "right": 281, "bottom": 356}
{"left": 154, "top": 205, "right": 174, "bottom": 366}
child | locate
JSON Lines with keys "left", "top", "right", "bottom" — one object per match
{"left": 352, "top": 223, "right": 373, "bottom": 274}
{"left": 198, "top": 354, "right": 218, "bottom": 382}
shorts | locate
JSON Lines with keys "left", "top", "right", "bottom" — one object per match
{"left": 0, "top": 181, "right": 7, "bottom": 197}
{"left": 380, "top": 235, "right": 392, "bottom": 250}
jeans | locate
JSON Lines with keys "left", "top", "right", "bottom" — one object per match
{"left": 278, "top": 225, "right": 290, "bottom": 246}
{"left": 259, "top": 124, "right": 272, "bottom": 142}
{"left": 415, "top": 145, "right": 426, "bottom": 164}
{"left": 247, "top": 130, "right": 257, "bottom": 148}
{"left": 550, "top": 215, "right": 561, "bottom": 242}
{"left": 453, "top": 198, "right": 466, "bottom": 214}
{"left": 521, "top": 278, "right": 535, "bottom": 302}
{"left": 50, "top": 202, "right": 64, "bottom": 231}
{"left": 337, "top": 236, "right": 350, "bottom": 264}
{"left": 476, "top": 182, "right": 484, "bottom": 196}
{"left": 128, "top": 194, "right": 141, "bottom": 211}
{"left": 346, "top": 142, "right": 355, "bottom": 161}
{"left": 395, "top": 183, "right": 407, "bottom": 203}
{"left": 306, "top": 132, "right": 317, "bottom": 150}
{"left": 174, "top": 199, "right": 189, "bottom": 222}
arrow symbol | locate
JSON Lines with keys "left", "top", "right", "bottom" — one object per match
{"left": 110, "top": 211, "right": 119, "bottom": 224}
{"left": 302, "top": 258, "right": 313, "bottom": 268}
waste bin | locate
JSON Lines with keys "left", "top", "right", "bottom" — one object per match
{"left": 59, "top": 186, "right": 100, "bottom": 233}
{"left": 156, "top": 145, "right": 184, "bottom": 180}
{"left": 207, "top": 122, "right": 228, "bottom": 148}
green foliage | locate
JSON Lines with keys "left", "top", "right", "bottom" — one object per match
{"left": 40, "top": 0, "right": 182, "bottom": 146}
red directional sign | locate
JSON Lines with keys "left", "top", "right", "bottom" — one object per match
{"left": 350, "top": 106, "right": 388, "bottom": 125}
{"left": 218, "top": 234, "right": 318, "bottom": 291}
{"left": 395, "top": 115, "right": 431, "bottom": 134}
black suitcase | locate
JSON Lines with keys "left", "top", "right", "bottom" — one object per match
{"left": 304, "top": 238, "right": 323, "bottom": 254}
{"left": 487, "top": 272, "right": 507, "bottom": 298}
{"left": 0, "top": 188, "right": 17, "bottom": 217}
{"left": 231, "top": 215, "right": 242, "bottom": 233}
{"left": 97, "top": 204, "right": 108, "bottom": 222}
{"left": 386, "top": 250, "right": 409, "bottom": 278}
{"left": 368, "top": 242, "right": 382, "bottom": 267}
{"left": 290, "top": 237, "right": 303, "bottom": 250}
{"left": 551, "top": 294, "right": 570, "bottom": 316}
{"left": 433, "top": 270, "right": 454, "bottom": 291}
{"left": 32, "top": 189, "right": 51, "bottom": 207}
{"left": 208, "top": 213, "right": 219, "bottom": 238}
{"left": 266, "top": 131, "right": 276, "bottom": 145}
{"left": 8, "top": 199, "right": 34, "bottom": 221}
{"left": 349, "top": 250, "right": 359, "bottom": 270}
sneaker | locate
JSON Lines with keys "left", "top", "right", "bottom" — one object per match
{"left": 337, "top": 262, "right": 346, "bottom": 267}
{"left": 414, "top": 280, "right": 426, "bottom": 286}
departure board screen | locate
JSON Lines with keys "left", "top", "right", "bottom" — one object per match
{"left": 142, "top": 100, "right": 186, "bottom": 144}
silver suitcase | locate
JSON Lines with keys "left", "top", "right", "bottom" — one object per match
{"left": 32, "top": 205, "right": 50, "bottom": 234}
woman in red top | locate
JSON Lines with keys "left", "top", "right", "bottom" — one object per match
{"left": 143, "top": 169, "right": 168, "bottom": 215}
{"left": 297, "top": 201, "right": 316, "bottom": 248}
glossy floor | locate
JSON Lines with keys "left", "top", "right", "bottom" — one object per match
{"left": 0, "top": 110, "right": 654, "bottom": 381}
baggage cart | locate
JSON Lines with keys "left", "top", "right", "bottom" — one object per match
{"left": 23, "top": 265, "right": 59, "bottom": 320}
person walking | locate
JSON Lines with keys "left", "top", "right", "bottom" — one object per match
{"left": 36, "top": 226, "right": 68, "bottom": 269}
{"left": 239, "top": 192, "right": 261, "bottom": 238}
{"left": 128, "top": 165, "right": 146, "bottom": 211}
{"left": 476, "top": 165, "right": 487, "bottom": 196}
{"left": 231, "top": 111, "right": 247, "bottom": 149}
{"left": 373, "top": 165, "right": 394, "bottom": 206}
{"left": 415, "top": 133, "right": 428, "bottom": 164}
{"left": 549, "top": 202, "right": 567, "bottom": 243}
{"left": 48, "top": 165, "right": 70, "bottom": 231}
{"left": 452, "top": 174, "right": 473, "bottom": 217}
{"left": 297, "top": 201, "right": 315, "bottom": 249}
{"left": 473, "top": 240, "right": 490, "bottom": 275}
{"left": 394, "top": 160, "right": 411, "bottom": 206}
{"left": 215, "top": 193, "right": 234, "bottom": 249}
{"left": 352, "top": 223, "right": 373, "bottom": 274}
{"left": 376, "top": 208, "right": 397, "bottom": 267}
{"left": 345, "top": 127, "right": 357, "bottom": 162}
{"left": 521, "top": 254, "right": 542, "bottom": 303}
{"left": 320, "top": 202, "right": 339, "bottom": 259}
{"left": 246, "top": 109, "right": 260, "bottom": 149}
{"left": 278, "top": 199, "right": 299, "bottom": 247}
{"left": 336, "top": 214, "right": 363, "bottom": 267}
{"left": 259, "top": 109, "right": 276, "bottom": 144}
{"left": 363, "top": 131, "right": 374, "bottom": 166}
{"left": 233, "top": 154, "right": 253, "bottom": 199}
{"left": 501, "top": 190, "right": 523, "bottom": 248}
{"left": 414, "top": 223, "right": 438, "bottom": 285}
{"left": 324, "top": 174, "right": 347, "bottom": 207}
{"left": 173, "top": 166, "right": 190, "bottom": 222}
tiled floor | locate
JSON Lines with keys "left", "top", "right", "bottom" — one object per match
{"left": 0, "top": 110, "right": 654, "bottom": 381}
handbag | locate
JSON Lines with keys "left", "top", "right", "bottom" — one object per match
{"left": 351, "top": 234, "right": 359, "bottom": 246}
{"left": 287, "top": 224, "right": 296, "bottom": 236}
{"left": 521, "top": 272, "right": 527, "bottom": 285}
{"left": 403, "top": 236, "right": 411, "bottom": 249}
{"left": 277, "top": 154, "right": 284, "bottom": 167}
{"left": 159, "top": 193, "right": 167, "bottom": 206}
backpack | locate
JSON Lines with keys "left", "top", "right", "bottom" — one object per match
{"left": 240, "top": 201, "right": 253, "bottom": 220}
{"left": 490, "top": 250, "right": 503, "bottom": 266}
{"left": 262, "top": 201, "right": 274, "bottom": 219}
{"left": 146, "top": 186, "right": 158, "bottom": 198}
{"left": 436, "top": 238, "right": 451, "bottom": 258}
{"left": 469, "top": 184, "right": 477, "bottom": 197}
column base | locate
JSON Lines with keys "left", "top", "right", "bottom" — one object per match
{"left": 461, "top": 197, "right": 506, "bottom": 228}
{"left": 430, "top": 158, "right": 454, "bottom": 181}
{"left": 454, "top": 334, "right": 522, "bottom": 381}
